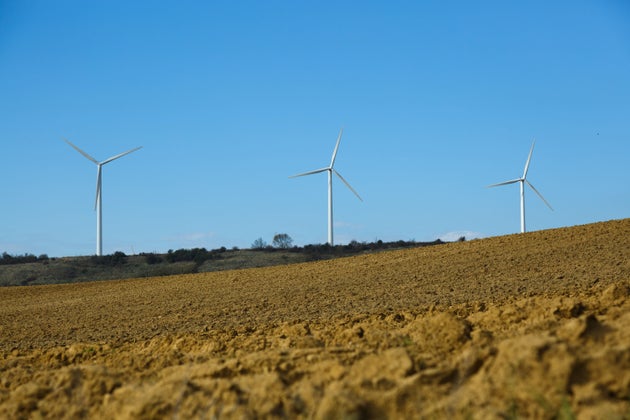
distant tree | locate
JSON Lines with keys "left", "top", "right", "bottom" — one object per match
{"left": 0, "top": 252, "right": 38, "bottom": 265}
{"left": 272, "top": 233, "right": 293, "bottom": 249}
{"left": 251, "top": 237, "right": 267, "bottom": 249}
{"left": 1, "top": 252, "right": 12, "bottom": 264}
{"left": 144, "top": 253, "right": 162, "bottom": 265}
{"left": 165, "top": 247, "right": 211, "bottom": 264}
{"left": 91, "top": 251, "right": 127, "bottom": 266}
{"left": 192, "top": 248, "right": 211, "bottom": 264}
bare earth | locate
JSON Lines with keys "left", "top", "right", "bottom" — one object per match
{"left": 1, "top": 219, "right": 629, "bottom": 419}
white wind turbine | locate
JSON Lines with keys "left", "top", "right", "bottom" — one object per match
{"left": 290, "top": 128, "right": 362, "bottom": 246}
{"left": 64, "top": 139, "right": 142, "bottom": 256}
{"left": 487, "top": 140, "right": 553, "bottom": 233}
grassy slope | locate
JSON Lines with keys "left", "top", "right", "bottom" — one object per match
{"left": 0, "top": 242, "right": 437, "bottom": 287}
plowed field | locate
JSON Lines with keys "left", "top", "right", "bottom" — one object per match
{"left": 1, "top": 219, "right": 629, "bottom": 419}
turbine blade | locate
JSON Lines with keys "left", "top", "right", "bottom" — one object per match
{"left": 330, "top": 128, "right": 343, "bottom": 168}
{"left": 289, "top": 167, "right": 329, "bottom": 178}
{"left": 487, "top": 178, "right": 521, "bottom": 188}
{"left": 333, "top": 169, "right": 363, "bottom": 201}
{"left": 525, "top": 180, "right": 553, "bottom": 210}
{"left": 523, "top": 140, "right": 535, "bottom": 179}
{"left": 101, "top": 146, "right": 143, "bottom": 165}
{"left": 95, "top": 166, "right": 102, "bottom": 211}
{"left": 63, "top": 138, "right": 98, "bottom": 164}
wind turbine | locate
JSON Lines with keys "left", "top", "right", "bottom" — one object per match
{"left": 289, "top": 128, "right": 362, "bottom": 246}
{"left": 64, "top": 138, "right": 142, "bottom": 256}
{"left": 487, "top": 140, "right": 553, "bottom": 233}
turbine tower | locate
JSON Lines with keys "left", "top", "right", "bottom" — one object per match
{"left": 64, "top": 138, "right": 142, "bottom": 256}
{"left": 290, "top": 128, "right": 362, "bottom": 246}
{"left": 487, "top": 140, "right": 553, "bottom": 233}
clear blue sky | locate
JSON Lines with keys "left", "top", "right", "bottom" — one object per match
{"left": 1, "top": 1, "right": 628, "bottom": 257}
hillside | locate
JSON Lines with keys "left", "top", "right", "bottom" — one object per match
{"left": 0, "top": 240, "right": 440, "bottom": 287}
{"left": 0, "top": 218, "right": 629, "bottom": 419}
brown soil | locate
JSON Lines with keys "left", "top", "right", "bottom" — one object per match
{"left": 1, "top": 219, "right": 629, "bottom": 419}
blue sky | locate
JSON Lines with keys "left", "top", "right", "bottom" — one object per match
{"left": 1, "top": 1, "right": 628, "bottom": 257}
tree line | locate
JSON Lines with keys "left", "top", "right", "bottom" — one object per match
{"left": 0, "top": 252, "right": 49, "bottom": 265}
{"left": 2, "top": 232, "right": 458, "bottom": 267}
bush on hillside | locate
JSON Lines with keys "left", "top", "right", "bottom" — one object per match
{"left": 142, "top": 253, "right": 163, "bottom": 265}
{"left": 164, "top": 247, "right": 225, "bottom": 264}
{"left": 0, "top": 252, "right": 42, "bottom": 265}
{"left": 91, "top": 251, "right": 128, "bottom": 266}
